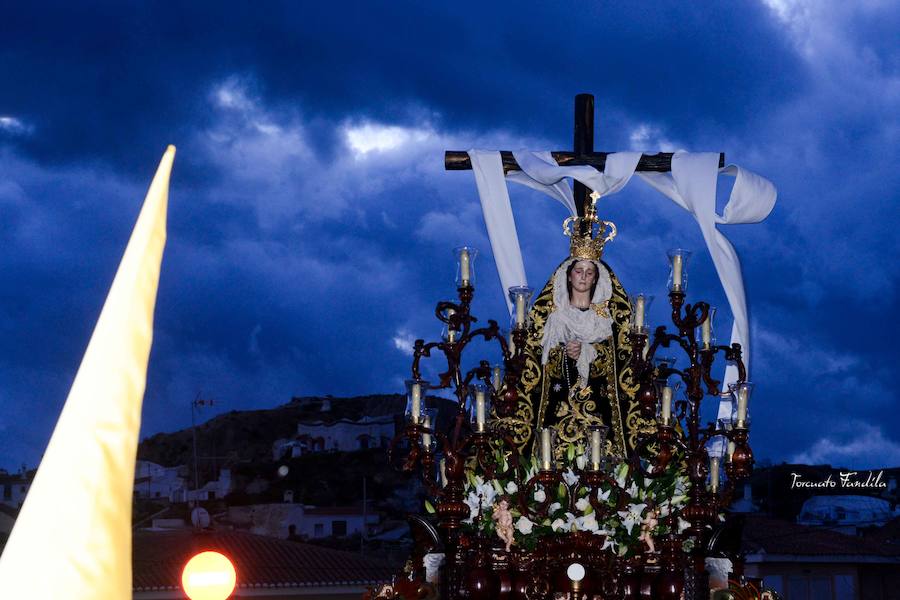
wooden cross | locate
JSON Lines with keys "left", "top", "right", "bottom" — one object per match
{"left": 445, "top": 93, "right": 725, "bottom": 217}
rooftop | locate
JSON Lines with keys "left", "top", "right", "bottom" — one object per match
{"left": 741, "top": 514, "right": 900, "bottom": 559}
{"left": 132, "top": 528, "right": 394, "bottom": 592}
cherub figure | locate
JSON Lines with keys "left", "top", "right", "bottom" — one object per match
{"left": 639, "top": 507, "right": 659, "bottom": 554}
{"left": 492, "top": 498, "right": 515, "bottom": 552}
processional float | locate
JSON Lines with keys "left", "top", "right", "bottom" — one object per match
{"left": 375, "top": 95, "right": 777, "bottom": 600}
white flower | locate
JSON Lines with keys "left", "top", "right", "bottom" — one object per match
{"left": 515, "top": 516, "right": 534, "bottom": 535}
{"left": 548, "top": 502, "right": 562, "bottom": 515}
{"left": 464, "top": 492, "right": 480, "bottom": 522}
{"left": 627, "top": 482, "right": 639, "bottom": 499}
{"left": 671, "top": 494, "right": 688, "bottom": 506}
{"left": 617, "top": 502, "right": 648, "bottom": 535}
{"left": 463, "top": 481, "right": 499, "bottom": 525}
{"left": 575, "top": 497, "right": 591, "bottom": 512}
{"left": 575, "top": 513, "right": 599, "bottom": 532}
{"left": 602, "top": 536, "right": 617, "bottom": 551}
{"left": 678, "top": 517, "right": 691, "bottom": 533}
{"left": 505, "top": 481, "right": 518, "bottom": 494}
{"left": 562, "top": 468, "right": 580, "bottom": 487}
{"left": 551, "top": 518, "right": 568, "bottom": 532}
{"left": 595, "top": 487, "right": 612, "bottom": 502}
{"left": 575, "top": 452, "right": 588, "bottom": 470}
{"left": 614, "top": 463, "right": 629, "bottom": 488}
{"left": 533, "top": 488, "right": 546, "bottom": 503}
{"left": 475, "top": 482, "right": 497, "bottom": 509}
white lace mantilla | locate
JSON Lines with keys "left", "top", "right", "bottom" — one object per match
{"left": 540, "top": 258, "right": 613, "bottom": 384}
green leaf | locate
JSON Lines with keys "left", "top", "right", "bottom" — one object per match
{"left": 566, "top": 443, "right": 576, "bottom": 462}
{"left": 424, "top": 500, "right": 436, "bottom": 514}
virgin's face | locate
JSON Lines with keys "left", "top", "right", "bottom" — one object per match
{"left": 569, "top": 260, "right": 597, "bottom": 294}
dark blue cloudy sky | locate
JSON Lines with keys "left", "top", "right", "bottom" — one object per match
{"left": 0, "top": 1, "right": 897, "bottom": 471}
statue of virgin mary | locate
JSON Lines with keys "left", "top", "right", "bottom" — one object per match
{"left": 497, "top": 209, "right": 653, "bottom": 460}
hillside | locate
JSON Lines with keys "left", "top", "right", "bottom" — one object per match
{"left": 137, "top": 394, "right": 408, "bottom": 469}
{"left": 137, "top": 393, "right": 459, "bottom": 494}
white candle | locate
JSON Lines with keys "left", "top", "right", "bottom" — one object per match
{"left": 541, "top": 428, "right": 552, "bottom": 470}
{"left": 475, "top": 389, "right": 486, "bottom": 432}
{"left": 411, "top": 383, "right": 421, "bottom": 423}
{"left": 446, "top": 308, "right": 456, "bottom": 343}
{"left": 701, "top": 315, "right": 711, "bottom": 348}
{"left": 515, "top": 293, "right": 526, "bottom": 326}
{"left": 661, "top": 386, "right": 672, "bottom": 425}
{"left": 508, "top": 331, "right": 516, "bottom": 356}
{"left": 591, "top": 429, "right": 602, "bottom": 470}
{"left": 635, "top": 294, "right": 645, "bottom": 329}
{"left": 492, "top": 366, "right": 502, "bottom": 392}
{"left": 459, "top": 249, "right": 470, "bottom": 286}
{"left": 736, "top": 386, "right": 748, "bottom": 427}
{"left": 422, "top": 414, "right": 432, "bottom": 450}
{"left": 709, "top": 456, "right": 720, "bottom": 493}
{"left": 672, "top": 254, "right": 683, "bottom": 288}
{"left": 726, "top": 441, "right": 736, "bottom": 463}
{"left": 440, "top": 458, "right": 447, "bottom": 487}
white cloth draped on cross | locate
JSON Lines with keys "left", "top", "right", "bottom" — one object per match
{"left": 466, "top": 149, "right": 776, "bottom": 392}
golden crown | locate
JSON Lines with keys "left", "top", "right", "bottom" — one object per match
{"left": 563, "top": 191, "right": 617, "bottom": 260}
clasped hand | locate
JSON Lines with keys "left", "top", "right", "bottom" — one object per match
{"left": 565, "top": 340, "right": 581, "bottom": 360}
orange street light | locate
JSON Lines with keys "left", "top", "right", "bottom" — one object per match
{"left": 181, "top": 551, "right": 237, "bottom": 600}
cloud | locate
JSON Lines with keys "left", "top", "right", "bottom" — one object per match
{"left": 791, "top": 422, "right": 900, "bottom": 468}
{"left": 628, "top": 124, "right": 681, "bottom": 153}
{"left": 0, "top": 116, "right": 32, "bottom": 136}
{"left": 391, "top": 330, "right": 416, "bottom": 356}
{"left": 344, "top": 123, "right": 434, "bottom": 156}
{"left": 212, "top": 77, "right": 259, "bottom": 113}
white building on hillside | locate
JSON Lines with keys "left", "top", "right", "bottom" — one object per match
{"left": 134, "top": 460, "right": 185, "bottom": 501}
{"left": 181, "top": 468, "right": 232, "bottom": 503}
{"left": 134, "top": 461, "right": 232, "bottom": 504}
{"left": 226, "top": 503, "right": 379, "bottom": 540}
{"left": 273, "top": 415, "right": 396, "bottom": 459}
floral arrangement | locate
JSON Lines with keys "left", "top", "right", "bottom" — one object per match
{"left": 428, "top": 444, "right": 692, "bottom": 558}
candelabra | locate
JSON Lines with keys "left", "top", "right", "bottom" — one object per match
{"left": 383, "top": 246, "right": 755, "bottom": 600}
{"left": 626, "top": 248, "right": 755, "bottom": 598}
